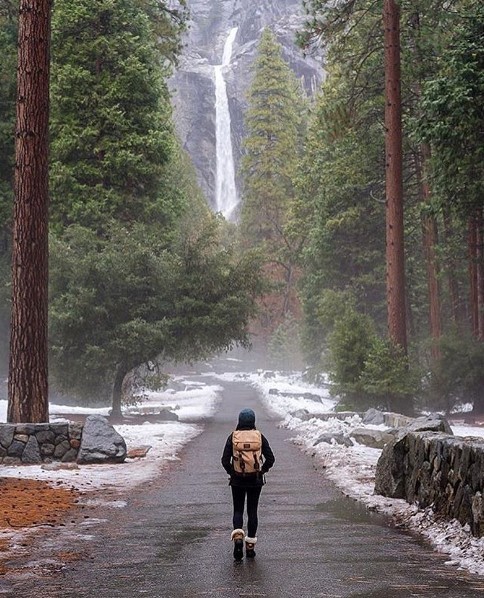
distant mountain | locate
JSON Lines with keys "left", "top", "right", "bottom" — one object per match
{"left": 170, "top": 0, "right": 324, "bottom": 210}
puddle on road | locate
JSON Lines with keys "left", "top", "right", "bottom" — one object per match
{"left": 314, "top": 497, "right": 387, "bottom": 526}
{"left": 155, "top": 526, "right": 211, "bottom": 563}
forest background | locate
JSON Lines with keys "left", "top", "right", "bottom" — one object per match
{"left": 0, "top": 0, "right": 483, "bottom": 419}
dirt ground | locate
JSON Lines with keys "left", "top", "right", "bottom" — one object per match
{"left": 0, "top": 477, "right": 80, "bottom": 575}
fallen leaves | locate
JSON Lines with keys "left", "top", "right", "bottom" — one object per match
{"left": 0, "top": 478, "right": 78, "bottom": 529}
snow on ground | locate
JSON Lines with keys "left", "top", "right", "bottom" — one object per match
{"left": 0, "top": 378, "right": 222, "bottom": 493}
{"left": 242, "top": 369, "right": 484, "bottom": 577}
{"left": 2, "top": 367, "right": 484, "bottom": 576}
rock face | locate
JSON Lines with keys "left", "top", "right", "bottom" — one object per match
{"left": 170, "top": 0, "right": 324, "bottom": 208}
{"left": 77, "top": 415, "right": 127, "bottom": 464}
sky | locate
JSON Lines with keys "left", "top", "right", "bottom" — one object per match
{"left": 1, "top": 367, "right": 484, "bottom": 576}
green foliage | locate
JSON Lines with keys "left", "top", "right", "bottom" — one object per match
{"left": 425, "top": 334, "right": 484, "bottom": 413}
{"left": 239, "top": 28, "right": 308, "bottom": 340}
{"left": 49, "top": 218, "right": 263, "bottom": 402}
{"left": 0, "top": 13, "right": 16, "bottom": 230}
{"left": 295, "top": 0, "right": 483, "bottom": 414}
{"left": 418, "top": 2, "right": 484, "bottom": 215}
{"left": 0, "top": 11, "right": 16, "bottom": 375}
{"left": 327, "top": 307, "right": 375, "bottom": 404}
{"left": 300, "top": 287, "right": 355, "bottom": 379}
{"left": 135, "top": 0, "right": 188, "bottom": 66}
{"left": 46, "top": 0, "right": 264, "bottom": 409}
{"left": 296, "top": 69, "right": 387, "bottom": 378}
{"left": 359, "top": 338, "right": 419, "bottom": 412}
{"left": 50, "top": 0, "right": 176, "bottom": 230}
{"left": 240, "top": 28, "right": 306, "bottom": 246}
{"left": 327, "top": 307, "right": 417, "bottom": 411}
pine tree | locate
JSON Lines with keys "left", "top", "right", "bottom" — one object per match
{"left": 419, "top": 3, "right": 484, "bottom": 343}
{"left": 49, "top": 0, "right": 176, "bottom": 230}
{"left": 241, "top": 28, "right": 304, "bottom": 244}
{"left": 240, "top": 29, "right": 306, "bottom": 338}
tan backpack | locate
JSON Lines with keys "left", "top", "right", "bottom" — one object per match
{"left": 232, "top": 430, "right": 263, "bottom": 474}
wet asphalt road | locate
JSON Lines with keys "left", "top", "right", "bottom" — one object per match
{"left": 4, "top": 379, "right": 484, "bottom": 597}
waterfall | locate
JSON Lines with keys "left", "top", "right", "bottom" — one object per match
{"left": 214, "top": 27, "right": 238, "bottom": 220}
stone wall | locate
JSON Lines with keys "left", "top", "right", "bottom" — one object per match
{"left": 375, "top": 431, "right": 484, "bottom": 537}
{"left": 0, "top": 415, "right": 127, "bottom": 465}
{"left": 0, "top": 422, "right": 82, "bottom": 465}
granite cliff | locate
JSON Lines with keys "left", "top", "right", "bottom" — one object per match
{"left": 170, "top": 0, "right": 324, "bottom": 210}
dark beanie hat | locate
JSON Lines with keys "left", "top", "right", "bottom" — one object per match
{"left": 238, "top": 408, "right": 256, "bottom": 427}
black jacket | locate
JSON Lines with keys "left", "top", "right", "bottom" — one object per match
{"left": 221, "top": 426, "right": 275, "bottom": 487}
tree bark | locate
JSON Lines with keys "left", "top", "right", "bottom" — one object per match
{"left": 384, "top": 0, "right": 407, "bottom": 354}
{"left": 111, "top": 362, "right": 129, "bottom": 419}
{"left": 8, "top": 0, "right": 51, "bottom": 423}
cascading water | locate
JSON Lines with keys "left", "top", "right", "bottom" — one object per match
{"left": 214, "top": 27, "right": 238, "bottom": 220}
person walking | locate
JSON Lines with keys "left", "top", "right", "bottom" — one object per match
{"left": 221, "top": 408, "right": 275, "bottom": 561}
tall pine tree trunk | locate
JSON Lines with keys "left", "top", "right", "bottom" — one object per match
{"left": 8, "top": 0, "right": 51, "bottom": 423}
{"left": 384, "top": 0, "right": 407, "bottom": 354}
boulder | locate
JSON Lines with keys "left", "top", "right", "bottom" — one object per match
{"left": 50, "top": 423, "right": 69, "bottom": 437}
{"left": 35, "top": 430, "right": 56, "bottom": 444}
{"left": 16, "top": 423, "right": 48, "bottom": 435}
{"left": 374, "top": 436, "right": 408, "bottom": 498}
{"left": 54, "top": 440, "right": 72, "bottom": 459}
{"left": 313, "top": 433, "right": 353, "bottom": 448}
{"left": 158, "top": 409, "right": 179, "bottom": 421}
{"left": 405, "top": 413, "right": 453, "bottom": 436}
{"left": 62, "top": 448, "right": 79, "bottom": 463}
{"left": 383, "top": 412, "right": 414, "bottom": 428}
{"left": 7, "top": 440, "right": 25, "bottom": 458}
{"left": 289, "top": 409, "right": 310, "bottom": 420}
{"left": 21, "top": 435, "right": 42, "bottom": 464}
{"left": 362, "top": 408, "right": 385, "bottom": 426}
{"left": 69, "top": 422, "right": 83, "bottom": 440}
{"left": 350, "top": 427, "right": 394, "bottom": 449}
{"left": 77, "top": 415, "right": 127, "bottom": 464}
{"left": 0, "top": 424, "right": 15, "bottom": 448}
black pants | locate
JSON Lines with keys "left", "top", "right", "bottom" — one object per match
{"left": 231, "top": 485, "right": 262, "bottom": 538}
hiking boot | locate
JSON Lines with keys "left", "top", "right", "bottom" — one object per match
{"left": 245, "top": 536, "right": 257, "bottom": 558}
{"left": 231, "top": 528, "right": 245, "bottom": 561}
